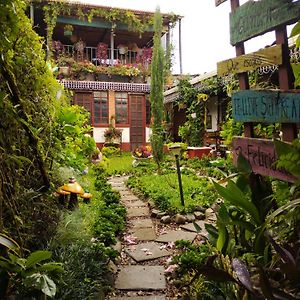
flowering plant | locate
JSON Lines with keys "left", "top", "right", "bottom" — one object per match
{"left": 132, "top": 145, "right": 152, "bottom": 158}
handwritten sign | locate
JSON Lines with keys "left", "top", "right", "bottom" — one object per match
{"left": 215, "top": 0, "right": 227, "bottom": 7}
{"left": 232, "top": 137, "right": 296, "bottom": 182}
{"left": 232, "top": 90, "right": 300, "bottom": 123}
{"left": 230, "top": 0, "right": 300, "bottom": 45}
{"left": 217, "top": 45, "right": 282, "bottom": 76}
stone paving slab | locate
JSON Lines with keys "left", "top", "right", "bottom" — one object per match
{"left": 130, "top": 227, "right": 156, "bottom": 241}
{"left": 119, "top": 191, "right": 133, "bottom": 197}
{"left": 125, "top": 242, "right": 171, "bottom": 262}
{"left": 127, "top": 207, "right": 149, "bottom": 218}
{"left": 155, "top": 230, "right": 197, "bottom": 243}
{"left": 180, "top": 220, "right": 207, "bottom": 234}
{"left": 112, "top": 186, "right": 129, "bottom": 191}
{"left": 110, "top": 296, "right": 165, "bottom": 300}
{"left": 123, "top": 200, "right": 147, "bottom": 208}
{"left": 122, "top": 195, "right": 141, "bottom": 201}
{"left": 130, "top": 218, "right": 153, "bottom": 228}
{"left": 115, "top": 266, "right": 166, "bottom": 290}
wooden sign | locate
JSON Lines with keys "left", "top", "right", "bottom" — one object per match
{"left": 217, "top": 45, "right": 282, "bottom": 76}
{"left": 215, "top": 0, "right": 227, "bottom": 7}
{"left": 232, "top": 137, "right": 296, "bottom": 182}
{"left": 232, "top": 90, "right": 300, "bottom": 123}
{"left": 230, "top": 0, "right": 300, "bottom": 45}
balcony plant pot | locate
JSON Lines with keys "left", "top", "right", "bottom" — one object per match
{"left": 59, "top": 66, "right": 69, "bottom": 75}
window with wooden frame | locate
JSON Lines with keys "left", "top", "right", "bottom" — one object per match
{"left": 146, "top": 95, "right": 151, "bottom": 125}
{"left": 115, "top": 92, "right": 128, "bottom": 124}
{"left": 93, "top": 91, "right": 109, "bottom": 125}
{"left": 73, "top": 92, "right": 93, "bottom": 124}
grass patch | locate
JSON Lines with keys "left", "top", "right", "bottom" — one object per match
{"left": 105, "top": 151, "right": 134, "bottom": 175}
{"left": 127, "top": 171, "right": 218, "bottom": 213}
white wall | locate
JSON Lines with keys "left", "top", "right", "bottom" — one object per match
{"left": 206, "top": 96, "right": 218, "bottom": 132}
{"left": 93, "top": 127, "right": 130, "bottom": 143}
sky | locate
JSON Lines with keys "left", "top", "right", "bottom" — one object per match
{"left": 77, "top": 0, "right": 294, "bottom": 75}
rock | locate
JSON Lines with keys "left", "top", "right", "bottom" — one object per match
{"left": 211, "top": 203, "right": 220, "bottom": 212}
{"left": 185, "top": 214, "right": 195, "bottom": 222}
{"left": 148, "top": 200, "right": 156, "bottom": 209}
{"left": 151, "top": 209, "right": 160, "bottom": 218}
{"left": 194, "top": 211, "right": 205, "bottom": 220}
{"left": 205, "top": 208, "right": 214, "bottom": 219}
{"left": 112, "top": 239, "right": 122, "bottom": 253}
{"left": 161, "top": 215, "right": 171, "bottom": 224}
{"left": 174, "top": 214, "right": 187, "bottom": 224}
{"left": 194, "top": 205, "right": 206, "bottom": 213}
{"left": 107, "top": 260, "right": 118, "bottom": 274}
{"left": 157, "top": 211, "right": 167, "bottom": 218}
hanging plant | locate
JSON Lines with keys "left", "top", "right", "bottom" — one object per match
{"left": 64, "top": 24, "right": 73, "bottom": 36}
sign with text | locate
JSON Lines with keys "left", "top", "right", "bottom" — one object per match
{"left": 232, "top": 90, "right": 300, "bottom": 123}
{"left": 232, "top": 137, "right": 296, "bottom": 182}
{"left": 217, "top": 45, "right": 282, "bottom": 76}
{"left": 230, "top": 0, "right": 300, "bottom": 45}
{"left": 215, "top": 0, "right": 227, "bottom": 7}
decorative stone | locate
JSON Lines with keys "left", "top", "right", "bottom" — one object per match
{"left": 194, "top": 211, "right": 205, "bottom": 220}
{"left": 205, "top": 208, "right": 215, "bottom": 219}
{"left": 174, "top": 214, "right": 186, "bottom": 224}
{"left": 186, "top": 214, "right": 195, "bottom": 222}
{"left": 115, "top": 266, "right": 166, "bottom": 290}
{"left": 157, "top": 211, "right": 167, "bottom": 218}
{"left": 160, "top": 215, "right": 171, "bottom": 224}
{"left": 112, "top": 239, "right": 122, "bottom": 253}
{"left": 151, "top": 209, "right": 160, "bottom": 218}
{"left": 194, "top": 205, "right": 206, "bottom": 212}
{"left": 211, "top": 203, "right": 220, "bottom": 212}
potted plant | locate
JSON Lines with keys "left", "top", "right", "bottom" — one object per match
{"left": 64, "top": 24, "right": 73, "bottom": 36}
{"left": 104, "top": 117, "right": 122, "bottom": 144}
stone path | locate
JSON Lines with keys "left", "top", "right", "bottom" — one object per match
{"left": 106, "top": 175, "right": 212, "bottom": 300}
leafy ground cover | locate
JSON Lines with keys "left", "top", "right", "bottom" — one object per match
{"left": 127, "top": 170, "right": 218, "bottom": 213}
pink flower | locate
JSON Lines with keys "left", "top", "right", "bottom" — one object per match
{"left": 164, "top": 264, "right": 178, "bottom": 274}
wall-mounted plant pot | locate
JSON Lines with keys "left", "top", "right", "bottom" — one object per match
{"left": 59, "top": 66, "right": 69, "bottom": 75}
{"left": 64, "top": 30, "right": 73, "bottom": 36}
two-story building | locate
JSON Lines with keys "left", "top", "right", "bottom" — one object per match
{"left": 29, "top": 0, "right": 181, "bottom": 150}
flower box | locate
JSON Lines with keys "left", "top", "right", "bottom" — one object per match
{"left": 187, "top": 146, "right": 212, "bottom": 159}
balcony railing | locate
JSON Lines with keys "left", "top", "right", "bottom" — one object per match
{"left": 59, "top": 44, "right": 152, "bottom": 67}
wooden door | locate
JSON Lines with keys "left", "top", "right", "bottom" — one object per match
{"left": 129, "top": 94, "right": 145, "bottom": 150}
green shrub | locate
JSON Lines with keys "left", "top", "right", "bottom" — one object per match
{"left": 101, "top": 146, "right": 121, "bottom": 158}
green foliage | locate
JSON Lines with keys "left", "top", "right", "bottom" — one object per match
{"left": 275, "top": 138, "right": 300, "bottom": 180}
{"left": 101, "top": 146, "right": 121, "bottom": 158}
{"left": 53, "top": 105, "right": 96, "bottom": 172}
{"left": 0, "top": 241, "right": 63, "bottom": 298}
{"left": 177, "top": 80, "right": 207, "bottom": 146}
{"left": 150, "top": 8, "right": 165, "bottom": 168}
{"left": 127, "top": 171, "right": 218, "bottom": 213}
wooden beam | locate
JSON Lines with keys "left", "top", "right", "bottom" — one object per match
{"left": 215, "top": 0, "right": 228, "bottom": 7}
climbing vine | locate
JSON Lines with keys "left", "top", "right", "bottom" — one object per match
{"left": 33, "top": 1, "right": 180, "bottom": 53}
{"left": 176, "top": 79, "right": 208, "bottom": 146}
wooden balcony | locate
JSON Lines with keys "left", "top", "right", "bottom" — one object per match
{"left": 53, "top": 42, "right": 152, "bottom": 67}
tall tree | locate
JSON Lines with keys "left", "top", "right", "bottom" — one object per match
{"left": 150, "top": 7, "right": 165, "bottom": 168}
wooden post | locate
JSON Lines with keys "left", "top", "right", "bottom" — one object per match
{"left": 230, "top": 0, "right": 253, "bottom": 138}
{"left": 276, "top": 26, "right": 298, "bottom": 142}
